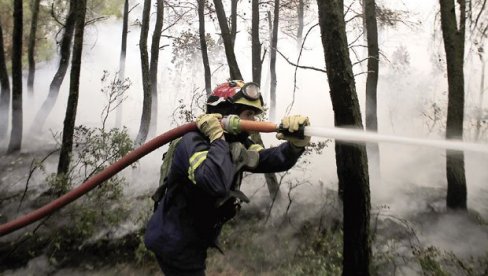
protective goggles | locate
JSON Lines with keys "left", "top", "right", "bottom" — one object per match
{"left": 228, "top": 82, "right": 264, "bottom": 105}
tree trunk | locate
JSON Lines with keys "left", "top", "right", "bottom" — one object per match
{"left": 439, "top": 0, "right": 467, "bottom": 210}
{"left": 230, "top": 0, "right": 238, "bottom": 46}
{"left": 317, "top": 0, "right": 371, "bottom": 274}
{"left": 27, "top": 0, "right": 41, "bottom": 95}
{"left": 0, "top": 23, "right": 11, "bottom": 140}
{"left": 475, "top": 55, "right": 485, "bottom": 140}
{"left": 135, "top": 0, "right": 152, "bottom": 145}
{"left": 30, "top": 0, "right": 77, "bottom": 134}
{"left": 213, "top": 0, "right": 242, "bottom": 80}
{"left": 7, "top": 0, "right": 23, "bottom": 154}
{"left": 115, "top": 0, "right": 129, "bottom": 128}
{"left": 297, "top": 0, "right": 304, "bottom": 51}
{"left": 363, "top": 0, "right": 381, "bottom": 183}
{"left": 251, "top": 0, "right": 262, "bottom": 86}
{"left": 198, "top": 0, "right": 212, "bottom": 96}
{"left": 58, "top": 0, "right": 86, "bottom": 175}
{"left": 269, "top": 0, "right": 279, "bottom": 121}
{"left": 148, "top": 0, "right": 164, "bottom": 138}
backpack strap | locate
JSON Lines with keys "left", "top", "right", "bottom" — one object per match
{"left": 151, "top": 137, "right": 182, "bottom": 212}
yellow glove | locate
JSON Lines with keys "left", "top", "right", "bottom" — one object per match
{"left": 196, "top": 113, "right": 224, "bottom": 142}
{"left": 276, "top": 115, "right": 311, "bottom": 147}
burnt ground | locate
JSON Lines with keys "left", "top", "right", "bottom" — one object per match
{"left": 1, "top": 150, "right": 488, "bottom": 275}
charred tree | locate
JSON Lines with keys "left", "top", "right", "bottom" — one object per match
{"left": 213, "top": 0, "right": 242, "bottom": 79}
{"left": 58, "top": 0, "right": 87, "bottom": 175}
{"left": 148, "top": 0, "right": 164, "bottom": 137}
{"left": 198, "top": 0, "right": 212, "bottom": 95}
{"left": 317, "top": 0, "right": 371, "bottom": 274}
{"left": 30, "top": 0, "right": 77, "bottom": 134}
{"left": 363, "top": 0, "right": 381, "bottom": 181}
{"left": 230, "top": 0, "right": 238, "bottom": 46}
{"left": 27, "top": 0, "right": 41, "bottom": 94}
{"left": 135, "top": 0, "right": 152, "bottom": 145}
{"left": 0, "top": 23, "right": 10, "bottom": 140}
{"left": 7, "top": 0, "right": 23, "bottom": 154}
{"left": 297, "top": 0, "right": 304, "bottom": 50}
{"left": 439, "top": 0, "right": 467, "bottom": 210}
{"left": 115, "top": 0, "right": 130, "bottom": 128}
{"left": 269, "top": 0, "right": 279, "bottom": 121}
{"left": 251, "top": 0, "right": 262, "bottom": 86}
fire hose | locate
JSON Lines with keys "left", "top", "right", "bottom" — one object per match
{"left": 2, "top": 119, "right": 488, "bottom": 237}
{"left": 0, "top": 120, "right": 280, "bottom": 237}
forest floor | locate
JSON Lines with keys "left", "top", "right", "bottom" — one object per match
{"left": 1, "top": 149, "right": 488, "bottom": 275}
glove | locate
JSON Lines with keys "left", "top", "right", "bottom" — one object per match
{"left": 276, "top": 115, "right": 311, "bottom": 147}
{"left": 222, "top": 115, "right": 241, "bottom": 135}
{"left": 196, "top": 113, "right": 224, "bottom": 142}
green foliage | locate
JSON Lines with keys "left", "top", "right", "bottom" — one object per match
{"left": 88, "top": 0, "right": 125, "bottom": 18}
{"left": 133, "top": 199, "right": 156, "bottom": 265}
{"left": 413, "top": 246, "right": 449, "bottom": 276}
{"left": 207, "top": 213, "right": 343, "bottom": 275}
{"left": 171, "top": 30, "right": 223, "bottom": 69}
{"left": 45, "top": 125, "right": 133, "bottom": 256}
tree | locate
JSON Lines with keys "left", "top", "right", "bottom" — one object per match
{"left": 0, "top": 22, "right": 10, "bottom": 140}
{"left": 363, "top": 0, "right": 381, "bottom": 181}
{"left": 30, "top": 0, "right": 77, "bottom": 134}
{"left": 58, "top": 0, "right": 87, "bottom": 175}
{"left": 269, "top": 0, "right": 279, "bottom": 121}
{"left": 251, "top": 0, "right": 281, "bottom": 201}
{"left": 213, "top": 0, "right": 242, "bottom": 79}
{"left": 230, "top": 0, "right": 238, "bottom": 46}
{"left": 115, "top": 0, "right": 130, "bottom": 128}
{"left": 439, "top": 0, "right": 467, "bottom": 210}
{"left": 135, "top": 0, "right": 152, "bottom": 145}
{"left": 251, "top": 0, "right": 262, "bottom": 86}
{"left": 297, "top": 0, "right": 305, "bottom": 50}
{"left": 148, "top": 0, "right": 164, "bottom": 137}
{"left": 317, "top": 0, "right": 371, "bottom": 274}
{"left": 198, "top": 0, "right": 212, "bottom": 96}
{"left": 7, "top": 0, "right": 23, "bottom": 154}
{"left": 27, "top": 0, "right": 41, "bottom": 94}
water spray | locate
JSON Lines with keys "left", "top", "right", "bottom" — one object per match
{"left": 1, "top": 119, "right": 487, "bottom": 236}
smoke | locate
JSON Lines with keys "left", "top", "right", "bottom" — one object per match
{"left": 1, "top": 0, "right": 488, "bottom": 273}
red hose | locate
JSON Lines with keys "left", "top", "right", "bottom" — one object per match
{"left": 0, "top": 120, "right": 279, "bottom": 237}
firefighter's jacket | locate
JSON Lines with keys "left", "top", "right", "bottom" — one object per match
{"left": 144, "top": 131, "right": 304, "bottom": 270}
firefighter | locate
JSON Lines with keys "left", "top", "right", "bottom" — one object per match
{"left": 144, "top": 80, "right": 310, "bottom": 275}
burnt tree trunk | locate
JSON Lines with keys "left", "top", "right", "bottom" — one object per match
{"left": 269, "top": 0, "right": 279, "bottom": 121}
{"left": 148, "top": 0, "right": 164, "bottom": 138}
{"left": 230, "top": 0, "right": 238, "bottom": 46}
{"left": 198, "top": 0, "right": 212, "bottom": 96}
{"left": 115, "top": 0, "right": 129, "bottom": 128}
{"left": 135, "top": 0, "right": 152, "bottom": 145}
{"left": 297, "top": 0, "right": 304, "bottom": 50}
{"left": 27, "top": 0, "right": 41, "bottom": 94}
{"left": 363, "top": 0, "right": 381, "bottom": 183}
{"left": 213, "top": 0, "right": 242, "bottom": 80}
{"left": 251, "top": 0, "right": 262, "bottom": 86}
{"left": 7, "top": 0, "right": 23, "bottom": 154}
{"left": 317, "top": 0, "right": 371, "bottom": 274}
{"left": 439, "top": 0, "right": 467, "bottom": 210}
{"left": 0, "top": 23, "right": 11, "bottom": 140}
{"left": 30, "top": 0, "right": 77, "bottom": 134}
{"left": 58, "top": 0, "right": 87, "bottom": 175}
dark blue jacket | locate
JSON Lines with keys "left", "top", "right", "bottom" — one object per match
{"left": 144, "top": 131, "right": 303, "bottom": 270}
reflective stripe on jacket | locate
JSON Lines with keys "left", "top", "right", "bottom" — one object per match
{"left": 144, "top": 130, "right": 304, "bottom": 270}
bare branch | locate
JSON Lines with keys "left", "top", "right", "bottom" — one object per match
{"left": 128, "top": 3, "right": 140, "bottom": 14}
{"left": 276, "top": 49, "right": 326, "bottom": 73}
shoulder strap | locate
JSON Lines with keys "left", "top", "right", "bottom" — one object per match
{"left": 151, "top": 137, "right": 182, "bottom": 210}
